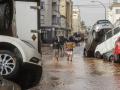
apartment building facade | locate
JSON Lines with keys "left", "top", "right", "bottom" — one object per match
{"left": 72, "top": 8, "right": 81, "bottom": 34}
{"left": 40, "top": 0, "right": 60, "bottom": 43}
{"left": 60, "top": 0, "right": 73, "bottom": 37}
{"left": 108, "top": 3, "right": 120, "bottom": 24}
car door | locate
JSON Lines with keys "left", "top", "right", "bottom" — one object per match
{"left": 15, "top": 0, "right": 40, "bottom": 51}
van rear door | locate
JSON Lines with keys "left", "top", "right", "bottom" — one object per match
{"left": 15, "top": 0, "right": 40, "bottom": 51}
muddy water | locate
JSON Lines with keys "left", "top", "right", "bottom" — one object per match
{"left": 30, "top": 46, "right": 120, "bottom": 90}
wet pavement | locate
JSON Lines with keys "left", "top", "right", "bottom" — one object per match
{"left": 30, "top": 44, "right": 120, "bottom": 90}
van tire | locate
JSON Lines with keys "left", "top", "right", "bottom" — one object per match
{"left": 109, "top": 55, "right": 115, "bottom": 62}
{"left": 0, "top": 50, "right": 20, "bottom": 79}
{"left": 95, "top": 52, "right": 101, "bottom": 59}
{"left": 84, "top": 49, "right": 93, "bottom": 57}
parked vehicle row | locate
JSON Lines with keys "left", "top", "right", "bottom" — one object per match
{"left": 84, "top": 20, "right": 113, "bottom": 57}
{"left": 84, "top": 19, "right": 113, "bottom": 57}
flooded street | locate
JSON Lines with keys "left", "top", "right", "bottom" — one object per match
{"left": 30, "top": 44, "right": 120, "bottom": 90}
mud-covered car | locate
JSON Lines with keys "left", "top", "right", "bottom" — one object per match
{"left": 0, "top": 35, "right": 42, "bottom": 89}
{"left": 92, "top": 20, "right": 113, "bottom": 40}
{"left": 0, "top": 75, "right": 21, "bottom": 90}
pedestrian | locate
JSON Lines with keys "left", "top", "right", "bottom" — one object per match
{"left": 52, "top": 36, "right": 60, "bottom": 61}
{"left": 59, "top": 36, "right": 66, "bottom": 57}
{"left": 64, "top": 36, "right": 75, "bottom": 61}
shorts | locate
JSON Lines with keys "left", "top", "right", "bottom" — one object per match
{"left": 66, "top": 50, "right": 73, "bottom": 55}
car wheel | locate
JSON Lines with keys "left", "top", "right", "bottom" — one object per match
{"left": 109, "top": 55, "right": 115, "bottom": 62}
{"left": 0, "top": 50, "right": 20, "bottom": 79}
{"left": 103, "top": 54, "right": 107, "bottom": 61}
{"left": 84, "top": 49, "right": 93, "bottom": 57}
{"left": 95, "top": 52, "right": 101, "bottom": 59}
{"left": 84, "top": 49, "right": 88, "bottom": 57}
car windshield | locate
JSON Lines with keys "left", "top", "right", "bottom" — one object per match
{"left": 97, "top": 20, "right": 110, "bottom": 24}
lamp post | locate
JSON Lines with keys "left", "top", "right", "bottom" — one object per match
{"left": 91, "top": 0, "right": 107, "bottom": 20}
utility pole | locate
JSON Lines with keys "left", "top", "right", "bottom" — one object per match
{"left": 38, "top": 0, "right": 42, "bottom": 54}
{"left": 91, "top": 0, "right": 107, "bottom": 20}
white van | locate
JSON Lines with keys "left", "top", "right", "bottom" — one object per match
{"left": 94, "top": 26, "right": 120, "bottom": 58}
{"left": 0, "top": 0, "right": 42, "bottom": 89}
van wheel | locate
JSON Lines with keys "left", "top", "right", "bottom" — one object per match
{"left": 0, "top": 50, "right": 20, "bottom": 79}
{"left": 95, "top": 52, "right": 101, "bottom": 59}
{"left": 109, "top": 55, "right": 115, "bottom": 62}
{"left": 84, "top": 50, "right": 92, "bottom": 57}
{"left": 84, "top": 49, "right": 88, "bottom": 57}
{"left": 103, "top": 54, "right": 107, "bottom": 61}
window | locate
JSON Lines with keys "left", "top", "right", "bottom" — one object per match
{"left": 114, "top": 27, "right": 120, "bottom": 35}
{"left": 116, "top": 9, "right": 120, "bottom": 14}
{"left": 106, "top": 31, "right": 113, "bottom": 39}
{"left": 41, "top": 15, "right": 44, "bottom": 24}
{"left": 52, "top": 15, "right": 57, "bottom": 25}
{"left": 52, "top": 2, "right": 58, "bottom": 11}
{"left": 41, "top": 1, "right": 45, "bottom": 9}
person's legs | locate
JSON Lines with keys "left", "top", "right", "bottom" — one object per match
{"left": 70, "top": 50, "right": 73, "bottom": 61}
{"left": 56, "top": 49, "right": 59, "bottom": 61}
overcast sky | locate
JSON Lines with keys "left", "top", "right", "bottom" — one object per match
{"left": 73, "top": 0, "right": 111, "bottom": 26}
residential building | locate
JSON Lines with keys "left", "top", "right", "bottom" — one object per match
{"left": 108, "top": 3, "right": 120, "bottom": 24}
{"left": 59, "top": 0, "right": 73, "bottom": 37}
{"left": 72, "top": 8, "right": 81, "bottom": 34}
{"left": 60, "top": 0, "right": 66, "bottom": 37}
{"left": 66, "top": 0, "right": 73, "bottom": 36}
{"left": 40, "top": 0, "right": 60, "bottom": 43}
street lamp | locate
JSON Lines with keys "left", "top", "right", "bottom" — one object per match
{"left": 91, "top": 0, "right": 107, "bottom": 20}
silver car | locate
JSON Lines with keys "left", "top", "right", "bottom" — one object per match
{"left": 92, "top": 20, "right": 113, "bottom": 41}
